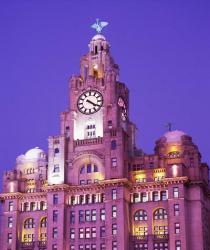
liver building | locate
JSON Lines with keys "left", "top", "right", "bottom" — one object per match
{"left": 0, "top": 21, "right": 210, "bottom": 250}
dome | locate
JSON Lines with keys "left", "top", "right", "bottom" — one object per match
{"left": 163, "top": 130, "right": 186, "bottom": 143}
{"left": 91, "top": 34, "right": 106, "bottom": 41}
{"left": 25, "top": 147, "right": 45, "bottom": 160}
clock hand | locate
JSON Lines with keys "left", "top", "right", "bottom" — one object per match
{"left": 86, "top": 99, "right": 100, "bottom": 106}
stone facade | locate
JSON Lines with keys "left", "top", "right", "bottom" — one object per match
{"left": 0, "top": 32, "right": 209, "bottom": 250}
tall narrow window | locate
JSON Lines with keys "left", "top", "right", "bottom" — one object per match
{"left": 161, "top": 191, "right": 167, "bottom": 201}
{"left": 112, "top": 205, "right": 117, "bottom": 218}
{"left": 173, "top": 187, "right": 179, "bottom": 198}
{"left": 100, "top": 226, "right": 106, "bottom": 237}
{"left": 91, "top": 227, "right": 96, "bottom": 238}
{"left": 174, "top": 204, "right": 180, "bottom": 216}
{"left": 85, "top": 210, "right": 91, "bottom": 222}
{"left": 79, "top": 228, "right": 84, "bottom": 239}
{"left": 85, "top": 228, "right": 91, "bottom": 238}
{"left": 86, "top": 123, "right": 96, "bottom": 139}
{"left": 175, "top": 240, "right": 181, "bottom": 250}
{"left": 112, "top": 189, "right": 117, "bottom": 200}
{"left": 112, "top": 241, "right": 117, "bottom": 250}
{"left": 53, "top": 210, "right": 58, "bottom": 222}
{"left": 79, "top": 210, "right": 84, "bottom": 223}
{"left": 100, "top": 208, "right": 106, "bottom": 221}
{"left": 70, "top": 228, "right": 75, "bottom": 239}
{"left": 54, "top": 148, "right": 59, "bottom": 157}
{"left": 8, "top": 233, "right": 12, "bottom": 244}
{"left": 8, "top": 217, "right": 13, "bottom": 228}
{"left": 53, "top": 227, "right": 58, "bottom": 239}
{"left": 111, "top": 140, "right": 117, "bottom": 150}
{"left": 91, "top": 209, "right": 96, "bottom": 221}
{"left": 112, "top": 224, "right": 117, "bottom": 235}
{"left": 53, "top": 194, "right": 58, "bottom": 204}
{"left": 175, "top": 223, "right": 180, "bottom": 234}
{"left": 70, "top": 211, "right": 75, "bottom": 224}
{"left": 111, "top": 158, "right": 117, "bottom": 167}
{"left": 53, "top": 164, "right": 60, "bottom": 173}
{"left": 8, "top": 201, "right": 14, "bottom": 212}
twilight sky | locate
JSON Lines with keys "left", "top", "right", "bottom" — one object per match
{"left": 0, "top": 1, "right": 210, "bottom": 180}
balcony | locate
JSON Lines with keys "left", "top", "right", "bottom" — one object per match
{"left": 153, "top": 234, "right": 169, "bottom": 241}
{"left": 130, "top": 235, "right": 148, "bottom": 242}
{"left": 74, "top": 137, "right": 103, "bottom": 147}
{"left": 130, "top": 234, "right": 169, "bottom": 242}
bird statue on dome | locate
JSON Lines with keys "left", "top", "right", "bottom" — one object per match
{"left": 91, "top": 18, "right": 108, "bottom": 33}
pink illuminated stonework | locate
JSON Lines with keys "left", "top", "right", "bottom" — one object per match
{"left": 0, "top": 31, "right": 209, "bottom": 250}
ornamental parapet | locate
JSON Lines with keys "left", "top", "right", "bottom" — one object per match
{"left": 130, "top": 234, "right": 169, "bottom": 242}
{"left": 74, "top": 137, "right": 103, "bottom": 147}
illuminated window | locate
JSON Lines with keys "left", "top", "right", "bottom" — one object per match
{"left": 112, "top": 205, "right": 117, "bottom": 218}
{"left": 53, "top": 210, "right": 58, "bottom": 222}
{"left": 173, "top": 187, "right": 179, "bottom": 198}
{"left": 53, "top": 227, "right": 58, "bottom": 239}
{"left": 153, "top": 191, "right": 159, "bottom": 201}
{"left": 91, "top": 209, "right": 96, "bottom": 221}
{"left": 91, "top": 244, "right": 96, "bottom": 250}
{"left": 154, "top": 242, "right": 168, "bottom": 250}
{"left": 85, "top": 227, "right": 91, "bottom": 238}
{"left": 53, "top": 194, "right": 58, "bottom": 204}
{"left": 161, "top": 191, "right": 167, "bottom": 201}
{"left": 174, "top": 204, "right": 180, "bottom": 216}
{"left": 70, "top": 211, "right": 75, "bottom": 224}
{"left": 111, "top": 158, "right": 117, "bottom": 167}
{"left": 91, "top": 227, "right": 96, "bottom": 238}
{"left": 134, "top": 243, "right": 148, "bottom": 250}
{"left": 175, "top": 240, "right": 181, "bottom": 250}
{"left": 24, "top": 218, "right": 35, "bottom": 229}
{"left": 70, "top": 245, "right": 75, "bottom": 250}
{"left": 53, "top": 164, "right": 60, "bottom": 173}
{"left": 112, "top": 241, "right": 117, "bottom": 250}
{"left": 7, "top": 233, "right": 12, "bottom": 244}
{"left": 101, "top": 243, "right": 106, "bottom": 250}
{"left": 154, "top": 226, "right": 168, "bottom": 235}
{"left": 40, "top": 217, "right": 47, "bottom": 227}
{"left": 70, "top": 228, "right": 75, "bottom": 239}
{"left": 79, "top": 228, "right": 84, "bottom": 239}
{"left": 108, "top": 120, "right": 112, "bottom": 129}
{"left": 80, "top": 180, "right": 86, "bottom": 185}
{"left": 154, "top": 208, "right": 167, "bottom": 220}
{"left": 175, "top": 223, "right": 180, "bottom": 234}
{"left": 134, "top": 210, "right": 147, "bottom": 221}
{"left": 133, "top": 193, "right": 140, "bottom": 203}
{"left": 112, "top": 189, "right": 117, "bottom": 200}
{"left": 8, "top": 217, "right": 13, "bottom": 228}
{"left": 100, "top": 208, "right": 106, "bottom": 221}
{"left": 100, "top": 226, "right": 106, "bottom": 237}
{"left": 85, "top": 244, "right": 90, "bottom": 250}
{"left": 79, "top": 245, "right": 84, "bottom": 250}
{"left": 52, "top": 244, "right": 57, "bottom": 250}
{"left": 24, "top": 233, "right": 34, "bottom": 242}
{"left": 40, "top": 232, "right": 46, "bottom": 241}
{"left": 112, "top": 224, "right": 117, "bottom": 235}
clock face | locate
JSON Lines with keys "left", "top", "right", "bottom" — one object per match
{"left": 118, "top": 97, "right": 127, "bottom": 121}
{"left": 77, "top": 90, "right": 103, "bottom": 115}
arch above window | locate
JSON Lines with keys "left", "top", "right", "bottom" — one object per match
{"left": 24, "top": 218, "right": 35, "bottom": 229}
{"left": 154, "top": 208, "right": 167, "bottom": 220}
{"left": 134, "top": 209, "right": 148, "bottom": 221}
{"left": 40, "top": 217, "right": 47, "bottom": 228}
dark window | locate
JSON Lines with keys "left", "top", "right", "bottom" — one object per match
{"left": 70, "top": 211, "right": 75, "bottom": 224}
{"left": 40, "top": 217, "right": 47, "bottom": 227}
{"left": 112, "top": 205, "right": 117, "bottom": 218}
{"left": 100, "top": 226, "right": 106, "bottom": 237}
{"left": 87, "top": 164, "right": 92, "bottom": 173}
{"left": 8, "top": 217, "right": 13, "bottom": 228}
{"left": 79, "top": 210, "right": 84, "bottom": 223}
{"left": 111, "top": 140, "right": 117, "bottom": 150}
{"left": 53, "top": 227, "right": 58, "bottom": 238}
{"left": 108, "top": 120, "right": 112, "bottom": 129}
{"left": 175, "top": 240, "right": 181, "bottom": 250}
{"left": 53, "top": 194, "right": 58, "bottom": 204}
{"left": 154, "top": 208, "right": 167, "bottom": 220}
{"left": 54, "top": 148, "right": 59, "bottom": 157}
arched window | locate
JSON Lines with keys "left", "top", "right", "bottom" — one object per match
{"left": 134, "top": 210, "right": 148, "bottom": 221}
{"left": 111, "top": 140, "right": 117, "bottom": 150}
{"left": 54, "top": 148, "right": 59, "bottom": 157}
{"left": 93, "top": 165, "right": 98, "bottom": 172}
{"left": 24, "top": 218, "right": 35, "bottom": 229}
{"left": 154, "top": 208, "right": 167, "bottom": 220}
{"left": 40, "top": 217, "right": 47, "bottom": 228}
{"left": 80, "top": 166, "right": 85, "bottom": 174}
{"left": 24, "top": 202, "right": 30, "bottom": 211}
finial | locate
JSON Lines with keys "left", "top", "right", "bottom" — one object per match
{"left": 91, "top": 18, "right": 108, "bottom": 34}
{"left": 165, "top": 122, "right": 172, "bottom": 132}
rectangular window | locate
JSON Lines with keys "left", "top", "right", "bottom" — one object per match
{"left": 53, "top": 194, "right": 58, "bottom": 204}
{"left": 79, "top": 210, "right": 84, "bottom": 223}
{"left": 87, "top": 164, "right": 92, "bottom": 173}
{"left": 141, "top": 192, "right": 148, "bottom": 202}
{"left": 112, "top": 205, "right": 117, "bottom": 218}
{"left": 161, "top": 191, "right": 167, "bottom": 201}
{"left": 108, "top": 120, "right": 112, "bottom": 129}
{"left": 91, "top": 209, "right": 96, "bottom": 221}
{"left": 70, "top": 211, "right": 75, "bottom": 224}
{"left": 85, "top": 227, "right": 90, "bottom": 239}
{"left": 52, "top": 244, "right": 57, "bottom": 250}
{"left": 85, "top": 245, "right": 90, "bottom": 250}
{"left": 80, "top": 180, "right": 86, "bottom": 185}
{"left": 112, "top": 241, "right": 117, "bottom": 250}
{"left": 173, "top": 187, "right": 179, "bottom": 198}
{"left": 112, "top": 189, "right": 117, "bottom": 200}
{"left": 133, "top": 193, "right": 140, "bottom": 203}
{"left": 100, "top": 208, "right": 106, "bottom": 221}
{"left": 70, "top": 228, "right": 75, "bottom": 239}
{"left": 8, "top": 217, "right": 13, "bottom": 228}
{"left": 175, "top": 240, "right": 181, "bottom": 250}
{"left": 100, "top": 226, "right": 106, "bottom": 238}
{"left": 153, "top": 191, "right": 159, "bottom": 201}
{"left": 53, "top": 164, "right": 60, "bottom": 173}
{"left": 91, "top": 244, "right": 96, "bottom": 250}
{"left": 53, "top": 228, "right": 58, "bottom": 239}
{"left": 70, "top": 246, "right": 75, "bottom": 250}
{"left": 8, "top": 201, "right": 14, "bottom": 212}
{"left": 112, "top": 224, "right": 117, "bottom": 235}
{"left": 79, "top": 228, "right": 84, "bottom": 239}
{"left": 53, "top": 210, "right": 58, "bottom": 222}
{"left": 91, "top": 227, "right": 96, "bottom": 238}
{"left": 85, "top": 210, "right": 91, "bottom": 222}
{"left": 8, "top": 233, "right": 12, "bottom": 244}
{"left": 79, "top": 246, "right": 84, "bottom": 250}
{"left": 174, "top": 204, "right": 180, "bottom": 216}
{"left": 111, "top": 158, "right": 117, "bottom": 167}
{"left": 101, "top": 243, "right": 106, "bottom": 250}
{"left": 175, "top": 223, "right": 180, "bottom": 234}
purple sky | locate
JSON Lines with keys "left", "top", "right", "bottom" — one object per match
{"left": 0, "top": 1, "right": 210, "bottom": 181}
